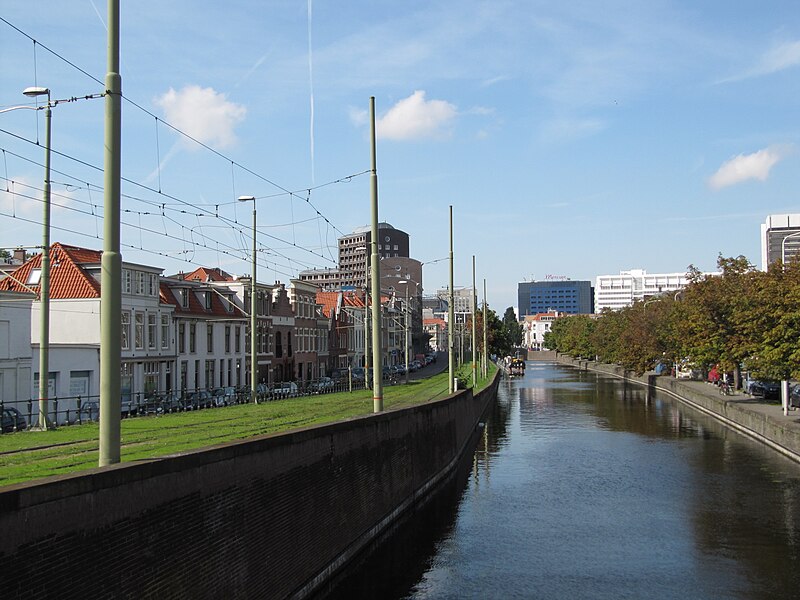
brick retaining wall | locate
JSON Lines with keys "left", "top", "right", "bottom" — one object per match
{"left": 0, "top": 374, "right": 498, "bottom": 600}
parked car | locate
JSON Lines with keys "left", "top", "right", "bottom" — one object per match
{"left": 183, "top": 390, "right": 213, "bottom": 410}
{"left": 790, "top": 384, "right": 800, "bottom": 409}
{"left": 211, "top": 387, "right": 236, "bottom": 407}
{"left": 159, "top": 393, "right": 182, "bottom": 413}
{"left": 272, "top": 382, "right": 299, "bottom": 398}
{"left": 74, "top": 400, "right": 100, "bottom": 423}
{"left": 747, "top": 380, "right": 780, "bottom": 400}
{"left": 120, "top": 396, "right": 139, "bottom": 417}
{"left": 351, "top": 368, "right": 365, "bottom": 382}
{"left": 1, "top": 406, "right": 27, "bottom": 433}
{"left": 311, "top": 377, "right": 334, "bottom": 393}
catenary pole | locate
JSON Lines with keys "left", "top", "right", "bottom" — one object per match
{"left": 99, "top": 0, "right": 122, "bottom": 466}
{"left": 472, "top": 255, "right": 477, "bottom": 389}
{"left": 369, "top": 97, "right": 383, "bottom": 412}
{"left": 483, "top": 278, "right": 488, "bottom": 378}
{"left": 448, "top": 205, "right": 455, "bottom": 394}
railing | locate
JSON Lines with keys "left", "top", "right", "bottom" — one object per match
{"left": 0, "top": 371, "right": 409, "bottom": 434}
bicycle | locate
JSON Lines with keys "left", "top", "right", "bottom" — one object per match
{"left": 718, "top": 381, "right": 733, "bottom": 396}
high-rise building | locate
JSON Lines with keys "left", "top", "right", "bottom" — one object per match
{"left": 338, "top": 223, "right": 409, "bottom": 288}
{"left": 518, "top": 279, "right": 593, "bottom": 317}
{"left": 761, "top": 214, "right": 800, "bottom": 270}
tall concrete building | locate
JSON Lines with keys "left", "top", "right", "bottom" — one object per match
{"left": 338, "top": 223, "right": 409, "bottom": 289}
{"left": 761, "top": 214, "right": 800, "bottom": 270}
{"left": 518, "top": 279, "right": 593, "bottom": 317}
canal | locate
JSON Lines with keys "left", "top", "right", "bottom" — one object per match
{"left": 324, "top": 361, "right": 800, "bottom": 599}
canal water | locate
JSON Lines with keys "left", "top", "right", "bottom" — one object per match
{"left": 324, "top": 362, "right": 800, "bottom": 599}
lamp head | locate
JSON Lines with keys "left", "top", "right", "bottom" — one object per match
{"left": 23, "top": 87, "right": 50, "bottom": 98}
{"left": 237, "top": 195, "right": 255, "bottom": 202}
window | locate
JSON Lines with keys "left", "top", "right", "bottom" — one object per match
{"left": 161, "top": 315, "right": 170, "bottom": 349}
{"left": 180, "top": 289, "right": 189, "bottom": 308}
{"left": 189, "top": 323, "right": 196, "bottom": 353}
{"left": 205, "top": 291, "right": 212, "bottom": 310}
{"left": 120, "top": 312, "right": 131, "bottom": 350}
{"left": 235, "top": 326, "right": 241, "bottom": 353}
{"left": 148, "top": 314, "right": 157, "bottom": 349}
{"left": 149, "top": 274, "right": 158, "bottom": 296}
{"left": 178, "top": 323, "right": 186, "bottom": 353}
{"left": 288, "top": 332, "right": 293, "bottom": 357}
{"left": 135, "top": 313, "right": 144, "bottom": 349}
{"left": 276, "top": 331, "right": 283, "bottom": 358}
{"left": 136, "top": 272, "right": 146, "bottom": 295}
{"left": 27, "top": 269, "right": 42, "bottom": 285}
{"left": 207, "top": 323, "right": 213, "bottom": 353}
{"left": 123, "top": 269, "right": 131, "bottom": 293}
{"left": 225, "top": 325, "right": 231, "bottom": 353}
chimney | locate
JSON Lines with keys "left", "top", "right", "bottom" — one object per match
{"left": 13, "top": 248, "right": 26, "bottom": 263}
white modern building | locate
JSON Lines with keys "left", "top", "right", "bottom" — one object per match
{"left": 595, "top": 269, "right": 693, "bottom": 312}
{"left": 761, "top": 213, "right": 800, "bottom": 270}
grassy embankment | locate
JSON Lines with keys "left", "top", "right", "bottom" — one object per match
{"left": 0, "top": 362, "right": 496, "bottom": 486}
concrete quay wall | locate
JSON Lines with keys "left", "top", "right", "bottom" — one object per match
{"left": 555, "top": 355, "right": 800, "bottom": 462}
{"left": 0, "top": 374, "right": 498, "bottom": 600}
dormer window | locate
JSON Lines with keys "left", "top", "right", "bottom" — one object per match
{"left": 205, "top": 291, "right": 213, "bottom": 310}
{"left": 180, "top": 289, "right": 189, "bottom": 308}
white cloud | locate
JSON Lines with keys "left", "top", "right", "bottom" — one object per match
{"left": 154, "top": 85, "right": 246, "bottom": 150}
{"left": 708, "top": 145, "right": 791, "bottom": 190}
{"left": 717, "top": 40, "right": 800, "bottom": 83}
{"left": 376, "top": 91, "right": 457, "bottom": 141}
{"left": 540, "top": 117, "right": 606, "bottom": 143}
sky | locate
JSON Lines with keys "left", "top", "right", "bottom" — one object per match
{"left": 2, "top": 1, "right": 800, "bottom": 314}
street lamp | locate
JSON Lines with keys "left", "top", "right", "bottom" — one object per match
{"left": 354, "top": 245, "right": 370, "bottom": 388}
{"left": 23, "top": 86, "right": 53, "bottom": 430}
{"left": 398, "top": 279, "right": 419, "bottom": 384}
{"left": 238, "top": 195, "right": 258, "bottom": 404}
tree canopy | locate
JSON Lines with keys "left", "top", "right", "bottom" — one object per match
{"left": 545, "top": 255, "right": 800, "bottom": 378}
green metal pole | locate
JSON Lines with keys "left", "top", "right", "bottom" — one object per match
{"left": 251, "top": 203, "right": 258, "bottom": 404}
{"left": 99, "top": 0, "right": 122, "bottom": 466}
{"left": 483, "top": 278, "right": 488, "bottom": 378}
{"left": 36, "top": 98, "right": 52, "bottom": 429}
{"left": 369, "top": 97, "right": 383, "bottom": 412}
{"left": 364, "top": 250, "right": 370, "bottom": 390}
{"left": 472, "top": 255, "right": 477, "bottom": 389}
{"left": 405, "top": 284, "right": 410, "bottom": 384}
{"left": 448, "top": 205, "right": 455, "bottom": 394}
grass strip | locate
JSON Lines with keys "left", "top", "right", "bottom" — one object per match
{"left": 0, "top": 363, "right": 495, "bottom": 486}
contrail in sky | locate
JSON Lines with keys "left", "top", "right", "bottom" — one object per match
{"left": 307, "top": 0, "right": 315, "bottom": 184}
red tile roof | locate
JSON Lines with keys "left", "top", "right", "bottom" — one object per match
{"left": 316, "top": 291, "right": 340, "bottom": 318}
{"left": 160, "top": 281, "right": 245, "bottom": 318}
{"left": 181, "top": 266, "right": 234, "bottom": 282}
{"left": 0, "top": 243, "right": 102, "bottom": 299}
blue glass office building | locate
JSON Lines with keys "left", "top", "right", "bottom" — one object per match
{"left": 518, "top": 280, "right": 594, "bottom": 316}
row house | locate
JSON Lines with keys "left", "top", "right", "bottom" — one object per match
{"left": 189, "top": 267, "right": 275, "bottom": 388}
{"left": 0, "top": 291, "right": 34, "bottom": 410}
{"left": 288, "top": 279, "right": 323, "bottom": 382}
{"left": 521, "top": 311, "right": 564, "bottom": 351}
{"left": 160, "top": 272, "right": 248, "bottom": 395}
{"left": 0, "top": 243, "right": 177, "bottom": 420}
{"left": 317, "top": 291, "right": 351, "bottom": 372}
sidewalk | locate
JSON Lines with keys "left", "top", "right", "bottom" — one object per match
{"left": 660, "top": 377, "right": 800, "bottom": 461}
{"left": 556, "top": 354, "right": 800, "bottom": 463}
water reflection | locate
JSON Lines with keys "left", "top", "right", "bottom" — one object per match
{"left": 324, "top": 362, "right": 800, "bottom": 599}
